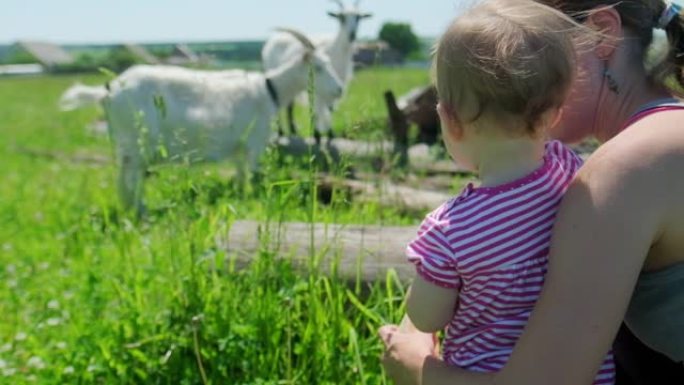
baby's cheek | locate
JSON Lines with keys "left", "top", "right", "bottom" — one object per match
{"left": 548, "top": 107, "right": 593, "bottom": 143}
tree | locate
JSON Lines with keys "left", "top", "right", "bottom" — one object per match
{"left": 103, "top": 47, "right": 146, "bottom": 72}
{"left": 379, "top": 22, "right": 421, "bottom": 58}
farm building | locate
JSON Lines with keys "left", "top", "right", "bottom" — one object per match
{"left": 353, "top": 41, "right": 403, "bottom": 68}
{"left": 0, "top": 64, "right": 44, "bottom": 76}
{"left": 165, "top": 44, "right": 200, "bottom": 65}
{"left": 102, "top": 43, "right": 161, "bottom": 71}
{"left": 115, "top": 43, "right": 160, "bottom": 64}
{"left": 0, "top": 40, "right": 75, "bottom": 74}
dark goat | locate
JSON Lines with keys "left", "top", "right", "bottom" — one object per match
{"left": 385, "top": 85, "right": 440, "bottom": 166}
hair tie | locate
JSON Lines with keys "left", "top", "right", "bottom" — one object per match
{"left": 657, "top": 1, "right": 682, "bottom": 29}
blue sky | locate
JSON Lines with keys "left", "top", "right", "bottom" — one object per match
{"left": 0, "top": 0, "right": 466, "bottom": 44}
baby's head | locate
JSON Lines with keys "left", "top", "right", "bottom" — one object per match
{"left": 434, "top": 0, "right": 580, "bottom": 149}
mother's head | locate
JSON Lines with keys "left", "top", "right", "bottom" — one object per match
{"left": 536, "top": 0, "right": 684, "bottom": 143}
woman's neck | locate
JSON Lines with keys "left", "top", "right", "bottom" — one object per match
{"left": 594, "top": 64, "right": 673, "bottom": 142}
{"left": 475, "top": 138, "right": 546, "bottom": 188}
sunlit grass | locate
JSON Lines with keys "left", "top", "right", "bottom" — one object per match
{"left": 0, "top": 68, "right": 459, "bottom": 384}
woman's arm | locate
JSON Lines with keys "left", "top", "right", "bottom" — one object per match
{"left": 382, "top": 140, "right": 667, "bottom": 385}
{"left": 406, "top": 276, "right": 459, "bottom": 333}
{"left": 491, "top": 166, "right": 657, "bottom": 384}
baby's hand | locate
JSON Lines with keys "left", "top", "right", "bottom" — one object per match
{"left": 379, "top": 324, "right": 437, "bottom": 385}
{"left": 398, "top": 314, "right": 440, "bottom": 356}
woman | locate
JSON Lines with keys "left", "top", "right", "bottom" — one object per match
{"left": 379, "top": 1, "right": 684, "bottom": 384}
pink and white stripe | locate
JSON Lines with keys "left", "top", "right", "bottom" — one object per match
{"left": 407, "top": 141, "right": 615, "bottom": 384}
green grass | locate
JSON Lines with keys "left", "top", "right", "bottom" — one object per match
{"left": 0, "top": 67, "right": 459, "bottom": 384}
{"left": 288, "top": 67, "right": 431, "bottom": 139}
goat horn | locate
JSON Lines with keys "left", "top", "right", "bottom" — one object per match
{"left": 329, "top": 0, "right": 345, "bottom": 10}
{"left": 276, "top": 27, "right": 316, "bottom": 51}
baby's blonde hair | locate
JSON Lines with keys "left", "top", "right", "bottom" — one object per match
{"left": 434, "top": 0, "right": 581, "bottom": 135}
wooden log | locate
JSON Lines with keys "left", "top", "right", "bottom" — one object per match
{"left": 274, "top": 136, "right": 471, "bottom": 175}
{"left": 14, "top": 145, "right": 110, "bottom": 165}
{"left": 406, "top": 144, "right": 471, "bottom": 175}
{"left": 320, "top": 177, "right": 452, "bottom": 210}
{"left": 223, "top": 220, "right": 418, "bottom": 281}
{"left": 273, "top": 136, "right": 394, "bottom": 159}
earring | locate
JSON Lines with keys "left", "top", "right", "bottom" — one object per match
{"left": 604, "top": 67, "right": 620, "bottom": 95}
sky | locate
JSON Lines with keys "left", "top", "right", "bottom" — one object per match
{"left": 0, "top": 0, "right": 467, "bottom": 45}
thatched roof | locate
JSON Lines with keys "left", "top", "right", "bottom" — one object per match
{"left": 15, "top": 41, "right": 74, "bottom": 67}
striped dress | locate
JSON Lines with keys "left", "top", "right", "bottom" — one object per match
{"left": 407, "top": 141, "right": 615, "bottom": 384}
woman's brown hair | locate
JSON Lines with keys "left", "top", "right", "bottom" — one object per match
{"left": 537, "top": 0, "right": 684, "bottom": 91}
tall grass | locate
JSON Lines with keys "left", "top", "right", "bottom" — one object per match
{"left": 0, "top": 68, "right": 456, "bottom": 384}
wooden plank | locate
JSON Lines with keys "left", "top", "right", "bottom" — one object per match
{"left": 223, "top": 220, "right": 418, "bottom": 281}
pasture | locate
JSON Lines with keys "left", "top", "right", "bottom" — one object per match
{"left": 0, "top": 68, "right": 469, "bottom": 384}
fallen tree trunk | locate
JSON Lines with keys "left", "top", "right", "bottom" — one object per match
{"left": 223, "top": 220, "right": 418, "bottom": 282}
{"left": 274, "top": 136, "right": 471, "bottom": 175}
{"left": 320, "top": 177, "right": 452, "bottom": 211}
{"left": 273, "top": 136, "right": 394, "bottom": 159}
{"left": 405, "top": 144, "right": 471, "bottom": 174}
{"left": 14, "top": 146, "right": 111, "bottom": 165}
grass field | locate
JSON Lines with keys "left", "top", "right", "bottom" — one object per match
{"left": 0, "top": 67, "right": 461, "bottom": 384}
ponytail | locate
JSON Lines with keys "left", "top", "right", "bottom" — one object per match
{"left": 654, "top": 2, "right": 684, "bottom": 93}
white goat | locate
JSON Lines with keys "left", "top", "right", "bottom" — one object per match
{"left": 262, "top": 0, "right": 371, "bottom": 142}
{"left": 59, "top": 67, "right": 248, "bottom": 111}
{"left": 61, "top": 29, "right": 342, "bottom": 213}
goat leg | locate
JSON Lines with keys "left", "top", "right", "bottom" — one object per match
{"left": 276, "top": 110, "right": 286, "bottom": 137}
{"left": 117, "top": 149, "right": 146, "bottom": 216}
{"left": 287, "top": 102, "right": 298, "bottom": 136}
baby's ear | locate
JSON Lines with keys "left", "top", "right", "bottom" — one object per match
{"left": 437, "top": 103, "right": 464, "bottom": 140}
{"left": 541, "top": 107, "right": 563, "bottom": 138}
{"left": 551, "top": 107, "right": 563, "bottom": 130}
{"left": 436, "top": 103, "right": 452, "bottom": 124}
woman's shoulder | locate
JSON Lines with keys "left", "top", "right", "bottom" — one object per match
{"left": 573, "top": 109, "right": 684, "bottom": 218}
{"left": 589, "top": 109, "right": 684, "bottom": 177}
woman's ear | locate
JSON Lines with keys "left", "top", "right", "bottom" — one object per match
{"left": 585, "top": 6, "right": 622, "bottom": 60}
{"left": 437, "top": 103, "right": 464, "bottom": 140}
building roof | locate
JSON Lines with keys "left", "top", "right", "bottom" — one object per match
{"left": 120, "top": 43, "right": 160, "bottom": 64}
{"left": 353, "top": 40, "right": 403, "bottom": 66}
{"left": 171, "top": 44, "right": 198, "bottom": 62}
{"left": 15, "top": 41, "right": 74, "bottom": 67}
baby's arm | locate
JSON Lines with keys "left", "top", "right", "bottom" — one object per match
{"left": 405, "top": 207, "right": 460, "bottom": 333}
{"left": 406, "top": 276, "right": 459, "bottom": 333}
